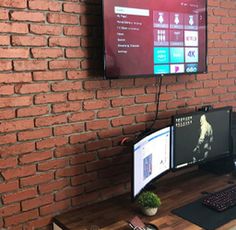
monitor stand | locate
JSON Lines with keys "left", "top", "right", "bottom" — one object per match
{"left": 198, "top": 155, "right": 235, "bottom": 175}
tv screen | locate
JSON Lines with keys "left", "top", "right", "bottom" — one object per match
{"left": 103, "top": 0, "right": 207, "bottom": 78}
{"left": 132, "top": 127, "right": 171, "bottom": 198}
{"left": 172, "top": 107, "right": 232, "bottom": 169}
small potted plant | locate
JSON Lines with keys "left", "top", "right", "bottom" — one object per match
{"left": 137, "top": 191, "right": 161, "bottom": 216}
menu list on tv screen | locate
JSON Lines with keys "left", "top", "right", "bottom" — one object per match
{"left": 103, "top": 0, "right": 207, "bottom": 78}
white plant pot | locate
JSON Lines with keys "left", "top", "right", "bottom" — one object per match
{"left": 142, "top": 207, "right": 158, "bottom": 216}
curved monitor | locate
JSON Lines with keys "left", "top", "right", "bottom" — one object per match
{"left": 172, "top": 107, "right": 232, "bottom": 169}
{"left": 103, "top": 0, "right": 207, "bottom": 78}
{"left": 132, "top": 127, "right": 171, "bottom": 198}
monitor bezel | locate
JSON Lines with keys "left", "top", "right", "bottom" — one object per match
{"left": 171, "top": 106, "right": 233, "bottom": 171}
{"left": 131, "top": 126, "right": 172, "bottom": 200}
{"left": 102, "top": 0, "right": 208, "bottom": 79}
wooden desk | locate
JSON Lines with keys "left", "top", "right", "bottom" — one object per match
{"left": 54, "top": 170, "right": 236, "bottom": 230}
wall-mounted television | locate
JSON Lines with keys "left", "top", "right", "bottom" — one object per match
{"left": 103, "top": 0, "right": 207, "bottom": 79}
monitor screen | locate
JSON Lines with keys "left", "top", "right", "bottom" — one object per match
{"left": 172, "top": 107, "right": 232, "bottom": 169}
{"left": 103, "top": 0, "right": 207, "bottom": 78}
{"left": 133, "top": 127, "right": 171, "bottom": 198}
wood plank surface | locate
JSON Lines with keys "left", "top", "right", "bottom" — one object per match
{"left": 54, "top": 169, "right": 236, "bottom": 230}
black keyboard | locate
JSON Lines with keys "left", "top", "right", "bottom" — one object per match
{"left": 202, "top": 185, "right": 236, "bottom": 212}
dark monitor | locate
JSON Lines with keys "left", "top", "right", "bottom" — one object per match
{"left": 103, "top": 0, "right": 207, "bottom": 78}
{"left": 132, "top": 127, "right": 171, "bottom": 199}
{"left": 172, "top": 107, "right": 232, "bottom": 169}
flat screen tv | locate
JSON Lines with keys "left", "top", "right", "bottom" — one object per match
{"left": 172, "top": 107, "right": 232, "bottom": 170}
{"left": 103, "top": 0, "right": 207, "bottom": 79}
{"left": 132, "top": 127, "right": 171, "bottom": 199}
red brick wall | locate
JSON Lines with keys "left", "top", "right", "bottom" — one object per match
{"left": 0, "top": 0, "right": 235, "bottom": 228}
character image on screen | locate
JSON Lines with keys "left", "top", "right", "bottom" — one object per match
{"left": 193, "top": 114, "right": 213, "bottom": 162}
{"left": 143, "top": 154, "right": 152, "bottom": 180}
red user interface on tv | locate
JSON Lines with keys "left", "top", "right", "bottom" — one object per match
{"left": 103, "top": 0, "right": 207, "bottom": 78}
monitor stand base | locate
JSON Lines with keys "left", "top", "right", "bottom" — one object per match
{"left": 198, "top": 155, "right": 235, "bottom": 175}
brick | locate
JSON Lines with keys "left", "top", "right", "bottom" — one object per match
{"left": 195, "top": 88, "right": 212, "bottom": 97}
{"left": 14, "top": 60, "right": 47, "bottom": 71}
{"left": 177, "top": 91, "right": 195, "bottom": 99}
{"left": 97, "top": 128, "right": 122, "bottom": 139}
{"left": 0, "top": 85, "right": 14, "bottom": 95}
{"left": 167, "top": 100, "right": 186, "bottom": 109}
{"left": 19, "top": 150, "right": 53, "bottom": 164}
{"left": 0, "top": 96, "right": 32, "bottom": 109}
{"left": 18, "top": 128, "right": 52, "bottom": 141}
{"left": 69, "top": 111, "right": 95, "bottom": 122}
{"left": 63, "top": 3, "right": 87, "bottom": 13}
{"left": 54, "top": 123, "right": 83, "bottom": 136}
{"left": 11, "top": 11, "right": 45, "bottom": 22}
{"left": 98, "top": 146, "right": 124, "bottom": 159}
{"left": 25, "top": 216, "right": 52, "bottom": 230}
{"left": 38, "top": 159, "right": 68, "bottom": 171}
{"left": 86, "top": 139, "right": 112, "bottom": 151}
{"left": 97, "top": 89, "right": 120, "bottom": 98}
{"left": 47, "top": 13, "right": 78, "bottom": 24}
{"left": 32, "top": 48, "right": 63, "bottom": 58}
{"left": 4, "top": 209, "right": 38, "bottom": 227}
{"left": 33, "top": 71, "right": 65, "bottom": 81}
{"left": 52, "top": 81, "right": 82, "bottom": 91}
{"left": 111, "top": 116, "right": 134, "bottom": 127}
{"left": 39, "top": 179, "right": 69, "bottom": 194}
{"left": 40, "top": 200, "right": 70, "bottom": 216}
{"left": 0, "top": 133, "right": 16, "bottom": 145}
{"left": 72, "top": 191, "right": 99, "bottom": 207}
{"left": 49, "top": 37, "right": 80, "bottom": 47}
{"left": 35, "top": 93, "right": 66, "bottom": 104}
{"left": 66, "top": 48, "right": 90, "bottom": 58}
{"left": 0, "top": 60, "right": 12, "bottom": 71}
{"left": 0, "top": 158, "right": 17, "bottom": 169}
{"left": 70, "top": 132, "right": 97, "bottom": 144}
{"left": 83, "top": 100, "right": 110, "bottom": 110}
{"left": 30, "top": 24, "right": 62, "bottom": 35}
{"left": 67, "top": 70, "right": 90, "bottom": 79}
{"left": 56, "top": 165, "right": 84, "bottom": 178}
{"left": 0, "top": 0, "right": 26, "bottom": 8}
{"left": 36, "top": 136, "right": 68, "bottom": 149}
{"left": 0, "top": 9, "right": 8, "bottom": 20}
{"left": 0, "top": 142, "right": 35, "bottom": 157}
{"left": 123, "top": 105, "right": 145, "bottom": 115}
{"left": 0, "top": 181, "right": 19, "bottom": 194}
{"left": 111, "top": 98, "right": 135, "bottom": 107}
{"left": 70, "top": 153, "right": 96, "bottom": 165}
{"left": 0, "top": 48, "right": 28, "bottom": 58}
{"left": 20, "top": 172, "right": 54, "bottom": 187}
{"left": 64, "top": 26, "right": 90, "bottom": 36}
{"left": 35, "top": 115, "right": 67, "bottom": 127}
{"left": 0, "top": 203, "right": 20, "bottom": 217}
{"left": 17, "top": 105, "right": 49, "bottom": 118}
{"left": 86, "top": 120, "right": 110, "bottom": 130}
{"left": 86, "top": 159, "right": 111, "bottom": 172}
{"left": 84, "top": 80, "right": 109, "bottom": 90}
{"left": 0, "top": 109, "right": 15, "bottom": 120}
{"left": 15, "top": 83, "right": 49, "bottom": 94}
{"left": 2, "top": 165, "right": 36, "bottom": 180}
{"left": 0, "top": 35, "right": 10, "bottom": 45}
{"left": 68, "top": 91, "right": 94, "bottom": 101}
{"left": 0, "top": 73, "right": 32, "bottom": 83}
{"left": 0, "top": 22, "right": 28, "bottom": 33}
{"left": 22, "top": 194, "right": 53, "bottom": 211}
{"left": 71, "top": 172, "right": 97, "bottom": 186}
{"left": 55, "top": 144, "right": 83, "bottom": 158}
{"left": 0, "top": 119, "right": 33, "bottom": 133}
{"left": 55, "top": 186, "right": 83, "bottom": 201}
{"left": 29, "top": 0, "right": 61, "bottom": 11}
{"left": 2, "top": 188, "right": 37, "bottom": 204}
{"left": 49, "top": 60, "right": 80, "bottom": 70}
{"left": 12, "top": 35, "right": 47, "bottom": 47}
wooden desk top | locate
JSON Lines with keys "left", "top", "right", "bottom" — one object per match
{"left": 54, "top": 169, "right": 236, "bottom": 230}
